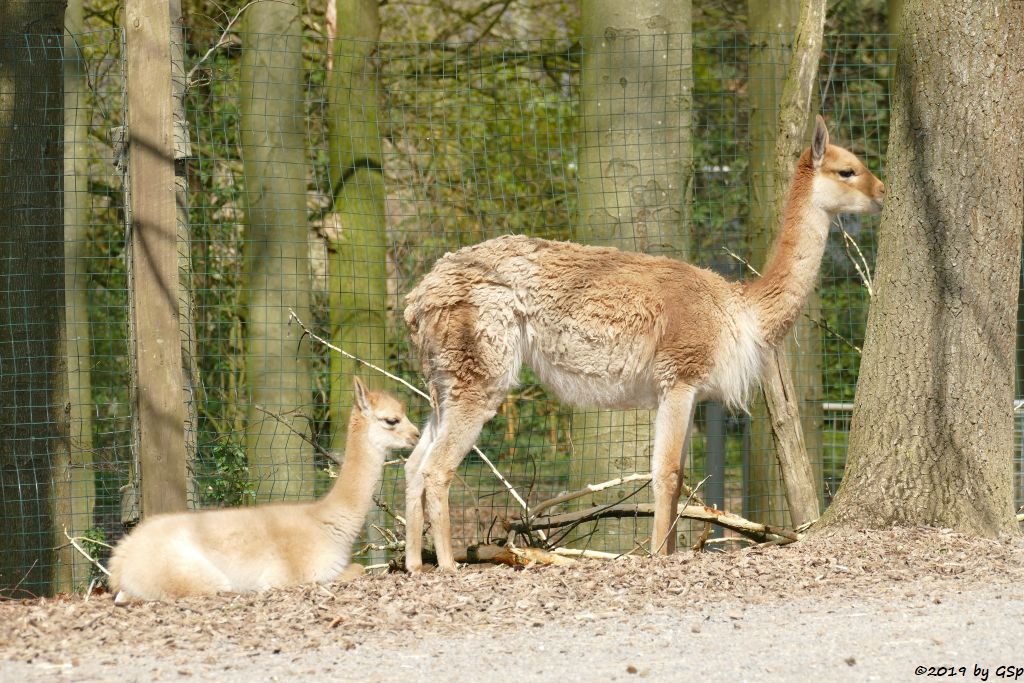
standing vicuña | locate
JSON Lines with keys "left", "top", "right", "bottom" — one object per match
{"left": 401, "top": 116, "right": 884, "bottom": 571}
{"left": 109, "top": 378, "right": 419, "bottom": 603}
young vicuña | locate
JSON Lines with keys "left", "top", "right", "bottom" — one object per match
{"left": 109, "top": 377, "right": 419, "bottom": 603}
{"left": 401, "top": 116, "right": 884, "bottom": 571}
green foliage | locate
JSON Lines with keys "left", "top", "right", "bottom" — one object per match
{"left": 820, "top": 280, "right": 870, "bottom": 402}
{"left": 197, "top": 441, "right": 254, "bottom": 507}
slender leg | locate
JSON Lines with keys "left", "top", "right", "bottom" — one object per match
{"left": 420, "top": 403, "right": 495, "bottom": 571}
{"left": 650, "top": 384, "right": 697, "bottom": 555}
{"left": 404, "top": 416, "right": 437, "bottom": 572}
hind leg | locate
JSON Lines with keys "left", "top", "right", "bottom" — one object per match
{"left": 651, "top": 384, "right": 697, "bottom": 555}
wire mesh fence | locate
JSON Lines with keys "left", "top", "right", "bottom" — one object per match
{"left": 2, "top": 25, "right": 1023, "bottom": 596}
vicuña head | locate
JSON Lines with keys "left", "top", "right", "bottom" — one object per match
{"left": 109, "top": 377, "right": 418, "bottom": 603}
{"left": 401, "top": 115, "right": 883, "bottom": 571}
{"left": 806, "top": 114, "right": 885, "bottom": 216}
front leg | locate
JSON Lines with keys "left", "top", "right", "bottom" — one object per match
{"left": 650, "top": 384, "right": 697, "bottom": 555}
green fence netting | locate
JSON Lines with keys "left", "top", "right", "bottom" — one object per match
{"left": 3, "top": 27, "right": 1023, "bottom": 596}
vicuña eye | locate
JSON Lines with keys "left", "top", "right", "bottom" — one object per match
{"left": 384, "top": 417, "right": 400, "bottom": 426}
{"left": 838, "top": 169, "right": 856, "bottom": 178}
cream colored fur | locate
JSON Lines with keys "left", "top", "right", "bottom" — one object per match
{"left": 402, "top": 116, "right": 884, "bottom": 570}
{"left": 108, "top": 378, "right": 419, "bottom": 603}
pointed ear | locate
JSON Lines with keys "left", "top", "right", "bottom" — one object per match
{"left": 353, "top": 377, "right": 371, "bottom": 414}
{"left": 812, "top": 115, "right": 829, "bottom": 167}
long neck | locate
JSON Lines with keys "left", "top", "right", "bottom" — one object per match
{"left": 316, "top": 413, "right": 384, "bottom": 536}
{"left": 743, "top": 159, "right": 831, "bottom": 347}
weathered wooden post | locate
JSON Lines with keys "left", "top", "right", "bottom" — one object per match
{"left": 124, "top": 0, "right": 188, "bottom": 518}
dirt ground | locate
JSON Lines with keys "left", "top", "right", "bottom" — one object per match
{"left": 1, "top": 527, "right": 1022, "bottom": 682}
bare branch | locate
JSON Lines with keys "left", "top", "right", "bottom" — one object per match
{"left": 186, "top": 0, "right": 284, "bottom": 88}
{"left": 252, "top": 403, "right": 337, "bottom": 464}
{"left": 63, "top": 528, "right": 111, "bottom": 578}
{"left": 722, "top": 246, "right": 761, "bottom": 277}
{"left": 529, "top": 472, "right": 653, "bottom": 519}
{"left": 838, "top": 219, "right": 875, "bottom": 296}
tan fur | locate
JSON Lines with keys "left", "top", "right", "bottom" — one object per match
{"left": 403, "top": 116, "right": 884, "bottom": 570}
{"left": 108, "top": 378, "right": 419, "bottom": 603}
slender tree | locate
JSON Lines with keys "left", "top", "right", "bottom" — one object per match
{"left": 746, "top": 0, "right": 800, "bottom": 527}
{"left": 239, "top": 1, "right": 316, "bottom": 501}
{"left": 326, "top": 0, "right": 391, "bottom": 555}
{"left": 570, "top": 0, "right": 692, "bottom": 551}
{"left": 817, "top": 0, "right": 1023, "bottom": 536}
{"left": 53, "top": 0, "right": 97, "bottom": 593}
{"left": 0, "top": 0, "right": 69, "bottom": 596}
{"left": 746, "top": 0, "right": 826, "bottom": 527}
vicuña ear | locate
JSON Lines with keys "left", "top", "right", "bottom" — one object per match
{"left": 812, "top": 115, "right": 829, "bottom": 167}
{"left": 353, "top": 377, "right": 370, "bottom": 414}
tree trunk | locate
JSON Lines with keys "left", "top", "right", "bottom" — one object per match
{"left": 570, "top": 0, "right": 692, "bottom": 552}
{"left": 240, "top": 4, "right": 316, "bottom": 501}
{"left": 816, "top": 0, "right": 1023, "bottom": 537}
{"left": 326, "top": 0, "right": 391, "bottom": 558}
{"left": 53, "top": 0, "right": 97, "bottom": 594}
{"left": 760, "top": 0, "right": 828, "bottom": 528}
{"left": 0, "top": 0, "right": 68, "bottom": 596}
{"left": 745, "top": 0, "right": 802, "bottom": 528}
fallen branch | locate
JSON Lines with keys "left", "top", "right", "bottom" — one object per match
{"left": 508, "top": 504, "right": 801, "bottom": 544}
{"left": 459, "top": 543, "right": 575, "bottom": 567}
{"left": 549, "top": 547, "right": 622, "bottom": 560}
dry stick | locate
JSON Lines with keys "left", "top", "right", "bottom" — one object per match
{"left": 721, "top": 246, "right": 761, "bottom": 277}
{"left": 548, "top": 547, "right": 621, "bottom": 560}
{"left": 287, "top": 309, "right": 536, "bottom": 524}
{"left": 513, "top": 504, "right": 801, "bottom": 544}
{"left": 373, "top": 495, "right": 407, "bottom": 527}
{"left": 838, "top": 217, "right": 875, "bottom": 297}
{"left": 62, "top": 528, "right": 111, "bottom": 577}
{"left": 528, "top": 472, "right": 653, "bottom": 519}
{"left": 2, "top": 559, "right": 39, "bottom": 600}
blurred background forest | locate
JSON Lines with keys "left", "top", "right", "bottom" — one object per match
{"left": 10, "top": 0, "right": 1018, "bottom": 597}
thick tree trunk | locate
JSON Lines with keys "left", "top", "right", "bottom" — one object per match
{"left": 326, "top": 0, "right": 391, "bottom": 559}
{"left": 570, "top": 0, "right": 692, "bottom": 551}
{"left": 240, "top": 4, "right": 316, "bottom": 501}
{"left": 0, "top": 0, "right": 68, "bottom": 596}
{"left": 54, "top": 0, "right": 97, "bottom": 593}
{"left": 816, "top": 0, "right": 1023, "bottom": 537}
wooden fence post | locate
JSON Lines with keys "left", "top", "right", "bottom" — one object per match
{"left": 125, "top": 0, "right": 187, "bottom": 517}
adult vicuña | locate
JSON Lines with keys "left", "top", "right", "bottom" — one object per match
{"left": 401, "top": 116, "right": 884, "bottom": 571}
{"left": 109, "top": 378, "right": 419, "bottom": 603}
